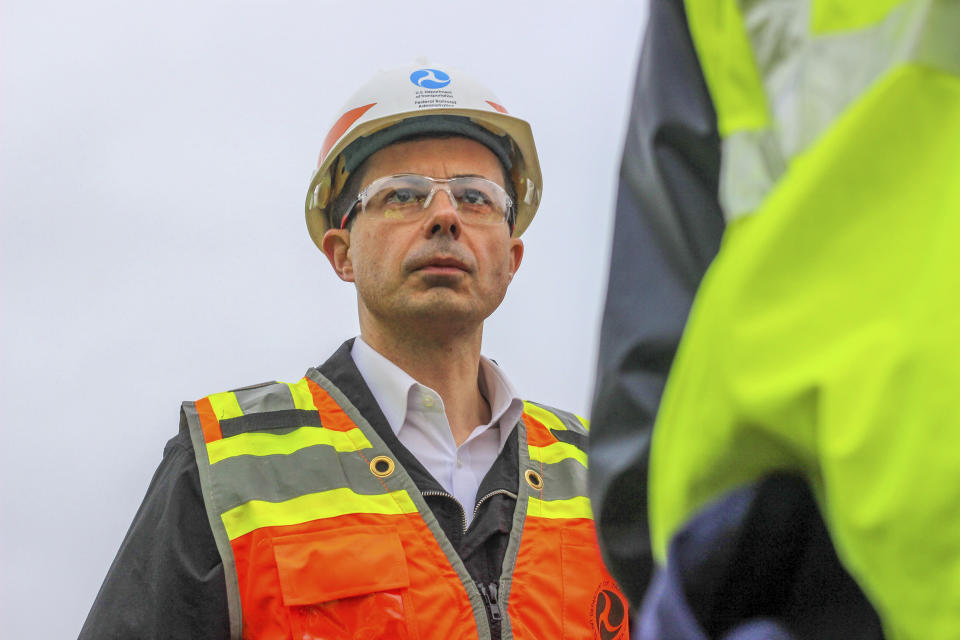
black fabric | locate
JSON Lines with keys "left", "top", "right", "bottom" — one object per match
{"left": 588, "top": 0, "right": 725, "bottom": 607}
{"left": 550, "top": 427, "right": 587, "bottom": 451}
{"left": 219, "top": 409, "right": 323, "bottom": 436}
{"left": 80, "top": 339, "right": 520, "bottom": 639}
{"left": 636, "top": 475, "right": 885, "bottom": 640}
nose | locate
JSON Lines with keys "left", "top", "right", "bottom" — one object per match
{"left": 422, "top": 185, "right": 461, "bottom": 239}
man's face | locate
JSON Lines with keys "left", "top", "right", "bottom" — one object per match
{"left": 322, "top": 136, "right": 524, "bottom": 335}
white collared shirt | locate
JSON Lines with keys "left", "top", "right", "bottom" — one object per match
{"left": 351, "top": 336, "right": 523, "bottom": 526}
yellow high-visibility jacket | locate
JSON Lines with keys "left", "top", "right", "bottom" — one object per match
{"left": 647, "top": 1, "right": 960, "bottom": 638}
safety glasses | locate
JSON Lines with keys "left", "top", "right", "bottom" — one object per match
{"left": 342, "top": 174, "right": 514, "bottom": 229}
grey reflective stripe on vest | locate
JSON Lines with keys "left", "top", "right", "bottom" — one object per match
{"left": 721, "top": 0, "right": 960, "bottom": 221}
{"left": 207, "top": 445, "right": 388, "bottom": 511}
{"left": 233, "top": 381, "right": 296, "bottom": 413}
{"left": 539, "top": 457, "right": 590, "bottom": 502}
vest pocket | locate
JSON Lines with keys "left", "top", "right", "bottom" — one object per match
{"left": 273, "top": 525, "right": 418, "bottom": 640}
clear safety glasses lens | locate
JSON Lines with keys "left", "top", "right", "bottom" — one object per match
{"left": 354, "top": 174, "right": 513, "bottom": 226}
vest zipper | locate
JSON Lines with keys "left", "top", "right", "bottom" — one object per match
{"left": 422, "top": 489, "right": 520, "bottom": 534}
{"left": 472, "top": 489, "right": 518, "bottom": 525}
{"left": 420, "top": 490, "right": 467, "bottom": 533}
{"left": 478, "top": 581, "right": 503, "bottom": 639}
{"left": 478, "top": 581, "right": 502, "bottom": 620}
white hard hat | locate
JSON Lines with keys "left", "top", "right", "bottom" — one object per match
{"left": 305, "top": 65, "right": 542, "bottom": 247}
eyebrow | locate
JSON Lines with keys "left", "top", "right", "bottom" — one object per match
{"left": 450, "top": 173, "right": 506, "bottom": 186}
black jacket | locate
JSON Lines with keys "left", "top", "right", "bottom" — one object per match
{"left": 80, "top": 340, "right": 518, "bottom": 639}
{"left": 589, "top": 0, "right": 724, "bottom": 606}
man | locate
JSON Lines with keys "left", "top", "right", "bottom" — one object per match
{"left": 80, "top": 65, "right": 629, "bottom": 640}
{"left": 591, "top": 0, "right": 959, "bottom": 638}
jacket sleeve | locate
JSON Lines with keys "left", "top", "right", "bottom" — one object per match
{"left": 588, "top": 0, "right": 724, "bottom": 607}
{"left": 635, "top": 474, "right": 883, "bottom": 640}
{"left": 78, "top": 431, "right": 230, "bottom": 640}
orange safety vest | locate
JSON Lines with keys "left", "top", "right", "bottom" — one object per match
{"left": 182, "top": 367, "right": 628, "bottom": 639}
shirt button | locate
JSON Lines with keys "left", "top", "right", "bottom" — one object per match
{"left": 422, "top": 395, "right": 434, "bottom": 408}
{"left": 456, "top": 457, "right": 464, "bottom": 468}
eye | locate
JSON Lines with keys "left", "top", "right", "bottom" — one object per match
{"left": 460, "top": 188, "right": 493, "bottom": 206}
{"left": 385, "top": 188, "right": 421, "bottom": 205}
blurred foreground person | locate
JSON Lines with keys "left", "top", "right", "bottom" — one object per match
{"left": 591, "top": 1, "right": 959, "bottom": 638}
{"left": 81, "top": 65, "right": 628, "bottom": 640}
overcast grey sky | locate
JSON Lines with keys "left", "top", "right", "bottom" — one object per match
{"left": 1, "top": 1, "right": 648, "bottom": 636}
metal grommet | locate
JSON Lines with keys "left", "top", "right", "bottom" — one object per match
{"left": 524, "top": 469, "right": 543, "bottom": 491}
{"left": 370, "top": 455, "right": 395, "bottom": 478}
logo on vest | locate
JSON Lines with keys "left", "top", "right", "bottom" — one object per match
{"left": 591, "top": 583, "right": 627, "bottom": 640}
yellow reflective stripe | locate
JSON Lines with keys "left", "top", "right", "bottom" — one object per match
{"left": 684, "top": 0, "right": 770, "bottom": 136}
{"left": 206, "top": 426, "right": 372, "bottom": 465}
{"left": 523, "top": 401, "right": 567, "bottom": 431}
{"left": 222, "top": 488, "right": 418, "bottom": 540}
{"left": 287, "top": 379, "right": 317, "bottom": 412}
{"left": 577, "top": 415, "right": 590, "bottom": 431}
{"left": 527, "top": 495, "right": 593, "bottom": 520}
{"left": 529, "top": 442, "right": 587, "bottom": 468}
{"left": 207, "top": 391, "right": 244, "bottom": 421}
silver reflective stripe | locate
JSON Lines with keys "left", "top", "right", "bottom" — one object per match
{"left": 208, "top": 446, "right": 388, "bottom": 511}
{"left": 181, "top": 403, "right": 243, "bottom": 640}
{"left": 304, "top": 368, "right": 493, "bottom": 640}
{"left": 233, "top": 382, "right": 295, "bottom": 414}
{"left": 720, "top": 128, "right": 786, "bottom": 222}
{"left": 723, "top": 0, "right": 960, "bottom": 221}
{"left": 538, "top": 457, "right": 589, "bottom": 502}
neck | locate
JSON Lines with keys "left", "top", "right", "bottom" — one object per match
{"left": 359, "top": 319, "right": 491, "bottom": 446}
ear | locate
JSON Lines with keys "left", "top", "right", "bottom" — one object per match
{"left": 507, "top": 238, "right": 524, "bottom": 279}
{"left": 321, "top": 229, "right": 354, "bottom": 282}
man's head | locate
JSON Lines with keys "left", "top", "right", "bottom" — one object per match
{"left": 306, "top": 65, "right": 541, "bottom": 339}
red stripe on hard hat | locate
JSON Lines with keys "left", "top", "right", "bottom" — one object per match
{"left": 318, "top": 103, "right": 377, "bottom": 166}
{"left": 485, "top": 100, "right": 508, "bottom": 114}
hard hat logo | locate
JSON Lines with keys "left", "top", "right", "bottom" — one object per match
{"left": 410, "top": 68, "right": 451, "bottom": 89}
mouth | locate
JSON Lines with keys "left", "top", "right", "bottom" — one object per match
{"left": 412, "top": 256, "right": 471, "bottom": 275}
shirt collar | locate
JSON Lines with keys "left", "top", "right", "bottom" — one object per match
{"left": 478, "top": 354, "right": 524, "bottom": 451}
{"left": 350, "top": 335, "right": 523, "bottom": 448}
{"left": 350, "top": 336, "right": 416, "bottom": 436}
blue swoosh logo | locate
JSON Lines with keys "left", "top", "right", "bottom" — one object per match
{"left": 410, "top": 68, "right": 451, "bottom": 89}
